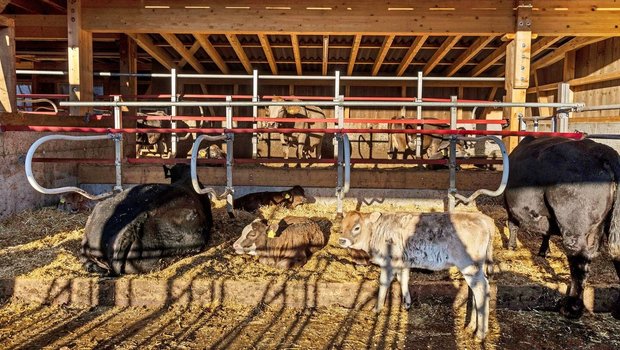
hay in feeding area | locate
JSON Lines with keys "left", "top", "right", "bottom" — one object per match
{"left": 0, "top": 199, "right": 617, "bottom": 288}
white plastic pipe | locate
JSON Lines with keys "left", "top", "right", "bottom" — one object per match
{"left": 25, "top": 134, "right": 116, "bottom": 200}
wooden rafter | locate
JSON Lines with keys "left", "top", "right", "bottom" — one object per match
{"left": 531, "top": 36, "right": 607, "bottom": 71}
{"left": 193, "top": 33, "right": 230, "bottom": 74}
{"left": 128, "top": 33, "right": 175, "bottom": 70}
{"left": 8, "top": 0, "right": 43, "bottom": 13}
{"left": 423, "top": 36, "right": 461, "bottom": 75}
{"left": 371, "top": 35, "right": 395, "bottom": 76}
{"left": 161, "top": 33, "right": 206, "bottom": 73}
{"left": 531, "top": 36, "right": 562, "bottom": 58}
{"left": 396, "top": 35, "right": 427, "bottom": 77}
{"left": 446, "top": 36, "right": 494, "bottom": 77}
{"left": 347, "top": 34, "right": 362, "bottom": 76}
{"left": 291, "top": 34, "right": 302, "bottom": 75}
{"left": 40, "top": 0, "right": 66, "bottom": 13}
{"left": 322, "top": 35, "right": 329, "bottom": 76}
{"left": 470, "top": 41, "right": 509, "bottom": 77}
{"left": 226, "top": 34, "right": 252, "bottom": 74}
{"left": 178, "top": 41, "right": 200, "bottom": 69}
{"left": 258, "top": 34, "right": 278, "bottom": 75}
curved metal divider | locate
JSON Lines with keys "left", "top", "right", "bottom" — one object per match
{"left": 336, "top": 133, "right": 351, "bottom": 216}
{"left": 25, "top": 134, "right": 117, "bottom": 200}
{"left": 190, "top": 134, "right": 230, "bottom": 200}
{"left": 453, "top": 135, "right": 509, "bottom": 205}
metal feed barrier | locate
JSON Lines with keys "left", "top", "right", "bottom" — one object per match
{"left": 13, "top": 69, "right": 594, "bottom": 214}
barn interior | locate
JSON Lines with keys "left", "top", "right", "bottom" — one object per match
{"left": 0, "top": 2, "right": 620, "bottom": 348}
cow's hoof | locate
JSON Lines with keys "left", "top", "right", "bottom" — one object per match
{"left": 560, "top": 297, "right": 585, "bottom": 319}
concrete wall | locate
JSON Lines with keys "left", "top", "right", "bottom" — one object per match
{"left": 0, "top": 130, "right": 112, "bottom": 220}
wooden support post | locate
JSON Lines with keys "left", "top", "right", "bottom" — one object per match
{"left": 67, "top": 0, "right": 93, "bottom": 116}
{"left": 0, "top": 16, "right": 16, "bottom": 113}
{"left": 504, "top": 1, "right": 532, "bottom": 152}
{"left": 557, "top": 83, "right": 573, "bottom": 132}
{"left": 120, "top": 34, "right": 137, "bottom": 157}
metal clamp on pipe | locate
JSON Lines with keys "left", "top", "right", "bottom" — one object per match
{"left": 25, "top": 134, "right": 117, "bottom": 200}
{"left": 454, "top": 135, "right": 509, "bottom": 205}
{"left": 190, "top": 134, "right": 230, "bottom": 199}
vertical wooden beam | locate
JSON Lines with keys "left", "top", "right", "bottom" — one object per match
{"left": 120, "top": 34, "right": 137, "bottom": 158}
{"left": 67, "top": 0, "right": 93, "bottom": 116}
{"left": 396, "top": 35, "right": 427, "bottom": 77}
{"left": 563, "top": 50, "right": 576, "bottom": 81}
{"left": 226, "top": 34, "right": 252, "bottom": 74}
{"left": 258, "top": 34, "right": 278, "bottom": 75}
{"left": 504, "top": 1, "right": 532, "bottom": 152}
{"left": 0, "top": 16, "right": 16, "bottom": 113}
{"left": 371, "top": 35, "right": 395, "bottom": 76}
{"left": 291, "top": 34, "right": 302, "bottom": 75}
{"left": 347, "top": 34, "right": 361, "bottom": 76}
{"left": 322, "top": 35, "right": 329, "bottom": 76}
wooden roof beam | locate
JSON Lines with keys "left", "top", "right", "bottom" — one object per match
{"left": 531, "top": 37, "right": 607, "bottom": 71}
{"left": 423, "top": 35, "right": 461, "bottom": 75}
{"left": 470, "top": 41, "right": 509, "bottom": 77}
{"left": 178, "top": 41, "right": 200, "bottom": 69}
{"left": 371, "top": 34, "right": 395, "bottom": 76}
{"left": 258, "top": 34, "right": 278, "bottom": 75}
{"left": 531, "top": 36, "right": 562, "bottom": 58}
{"left": 446, "top": 36, "right": 494, "bottom": 77}
{"left": 7, "top": 0, "right": 44, "bottom": 14}
{"left": 396, "top": 35, "right": 427, "bottom": 77}
{"left": 291, "top": 34, "right": 302, "bottom": 75}
{"left": 347, "top": 34, "right": 362, "bottom": 76}
{"left": 40, "top": 0, "right": 66, "bottom": 13}
{"left": 226, "top": 34, "right": 252, "bottom": 74}
{"left": 322, "top": 35, "right": 329, "bottom": 76}
{"left": 128, "top": 33, "right": 175, "bottom": 71}
{"left": 193, "top": 33, "right": 230, "bottom": 74}
{"left": 161, "top": 33, "right": 206, "bottom": 73}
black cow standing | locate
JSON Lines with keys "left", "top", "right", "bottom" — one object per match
{"left": 505, "top": 136, "right": 620, "bottom": 319}
{"left": 80, "top": 164, "right": 213, "bottom": 275}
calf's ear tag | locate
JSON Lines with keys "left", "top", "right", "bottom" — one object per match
{"left": 284, "top": 193, "right": 291, "bottom": 199}
{"left": 267, "top": 230, "right": 277, "bottom": 238}
{"left": 59, "top": 198, "right": 66, "bottom": 204}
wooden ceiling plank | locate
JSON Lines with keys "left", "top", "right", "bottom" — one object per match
{"left": 470, "top": 41, "right": 509, "bottom": 77}
{"left": 258, "top": 33, "right": 278, "bottom": 75}
{"left": 423, "top": 35, "right": 462, "bottom": 75}
{"left": 371, "top": 34, "right": 395, "bottom": 76}
{"left": 40, "top": 0, "right": 66, "bottom": 13}
{"left": 161, "top": 33, "right": 206, "bottom": 73}
{"left": 347, "top": 34, "right": 362, "bottom": 76}
{"left": 291, "top": 34, "right": 302, "bottom": 75}
{"left": 128, "top": 33, "right": 175, "bottom": 71}
{"left": 193, "top": 33, "right": 230, "bottom": 74}
{"left": 531, "top": 36, "right": 607, "bottom": 71}
{"left": 446, "top": 36, "right": 494, "bottom": 77}
{"left": 396, "top": 35, "right": 428, "bottom": 77}
{"left": 226, "top": 34, "right": 253, "bottom": 74}
{"left": 322, "top": 35, "right": 329, "bottom": 76}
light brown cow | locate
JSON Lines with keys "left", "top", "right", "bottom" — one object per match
{"left": 57, "top": 193, "right": 97, "bottom": 213}
{"left": 263, "top": 96, "right": 326, "bottom": 160}
{"left": 388, "top": 116, "right": 469, "bottom": 161}
{"left": 233, "top": 216, "right": 326, "bottom": 269}
{"left": 339, "top": 211, "right": 494, "bottom": 340}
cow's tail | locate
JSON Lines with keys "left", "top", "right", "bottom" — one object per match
{"left": 606, "top": 148, "right": 620, "bottom": 260}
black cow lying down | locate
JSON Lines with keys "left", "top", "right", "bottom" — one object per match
{"left": 233, "top": 186, "right": 308, "bottom": 213}
{"left": 80, "top": 164, "right": 213, "bottom": 275}
{"left": 505, "top": 136, "right": 620, "bottom": 319}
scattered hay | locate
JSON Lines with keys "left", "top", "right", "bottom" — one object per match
{"left": 0, "top": 200, "right": 617, "bottom": 287}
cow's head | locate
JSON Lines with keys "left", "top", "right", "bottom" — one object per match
{"left": 163, "top": 164, "right": 191, "bottom": 184}
{"left": 57, "top": 193, "right": 94, "bottom": 214}
{"left": 208, "top": 145, "right": 225, "bottom": 159}
{"left": 233, "top": 219, "right": 277, "bottom": 255}
{"left": 284, "top": 185, "right": 308, "bottom": 208}
{"left": 339, "top": 211, "right": 380, "bottom": 253}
